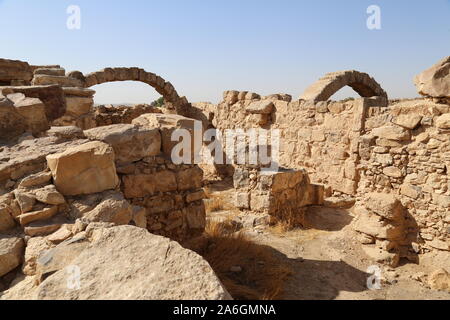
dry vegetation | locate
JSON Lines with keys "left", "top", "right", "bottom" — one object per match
{"left": 185, "top": 219, "right": 293, "bottom": 300}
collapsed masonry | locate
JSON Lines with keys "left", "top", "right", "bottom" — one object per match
{"left": 197, "top": 58, "right": 450, "bottom": 266}
{"left": 0, "top": 56, "right": 449, "bottom": 296}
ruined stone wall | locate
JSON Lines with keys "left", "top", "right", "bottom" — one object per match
{"left": 357, "top": 100, "right": 450, "bottom": 251}
{"left": 233, "top": 166, "right": 324, "bottom": 225}
{"left": 94, "top": 104, "right": 162, "bottom": 127}
{"left": 118, "top": 157, "right": 205, "bottom": 241}
{"left": 213, "top": 91, "right": 386, "bottom": 196}
{"left": 212, "top": 91, "right": 449, "bottom": 249}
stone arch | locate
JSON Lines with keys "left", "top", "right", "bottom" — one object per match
{"left": 300, "top": 70, "right": 388, "bottom": 102}
{"left": 83, "top": 67, "right": 191, "bottom": 116}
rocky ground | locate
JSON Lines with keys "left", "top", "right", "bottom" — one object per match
{"left": 205, "top": 180, "right": 450, "bottom": 300}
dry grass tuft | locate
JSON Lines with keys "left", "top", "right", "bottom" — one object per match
{"left": 186, "top": 219, "right": 293, "bottom": 300}
{"left": 205, "top": 197, "right": 226, "bottom": 213}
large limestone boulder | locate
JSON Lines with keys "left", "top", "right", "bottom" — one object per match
{"left": 0, "top": 237, "right": 24, "bottom": 277}
{"left": 0, "top": 95, "right": 27, "bottom": 141}
{"left": 65, "top": 96, "right": 93, "bottom": 117}
{"left": 82, "top": 191, "right": 133, "bottom": 225}
{"left": 4, "top": 85, "right": 67, "bottom": 121}
{"left": 436, "top": 113, "right": 450, "bottom": 129}
{"left": 84, "top": 124, "right": 161, "bottom": 164}
{"left": 46, "top": 141, "right": 119, "bottom": 196}
{"left": 364, "top": 192, "right": 404, "bottom": 220}
{"left": 3, "top": 225, "right": 231, "bottom": 300}
{"left": 0, "top": 206, "right": 16, "bottom": 232}
{"left": 7, "top": 93, "right": 50, "bottom": 134}
{"left": 414, "top": 56, "right": 450, "bottom": 98}
{"left": 0, "top": 58, "right": 33, "bottom": 84}
{"left": 32, "top": 75, "right": 84, "bottom": 88}
{"left": 132, "top": 114, "right": 201, "bottom": 161}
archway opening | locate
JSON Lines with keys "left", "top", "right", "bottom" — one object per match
{"left": 91, "top": 81, "right": 164, "bottom": 108}
{"left": 329, "top": 86, "right": 359, "bottom": 102}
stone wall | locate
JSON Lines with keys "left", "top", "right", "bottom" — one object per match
{"left": 233, "top": 166, "right": 324, "bottom": 225}
{"left": 358, "top": 100, "right": 450, "bottom": 252}
{"left": 213, "top": 91, "right": 387, "bottom": 196}
{"left": 211, "top": 91, "right": 449, "bottom": 251}
{"left": 1, "top": 117, "right": 207, "bottom": 245}
{"left": 94, "top": 104, "right": 162, "bottom": 127}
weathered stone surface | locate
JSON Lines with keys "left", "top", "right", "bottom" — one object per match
{"left": 122, "top": 171, "right": 177, "bottom": 198}
{"left": 414, "top": 56, "right": 450, "bottom": 98}
{"left": 392, "top": 114, "right": 422, "bottom": 129}
{"left": 62, "top": 87, "right": 95, "bottom": 97}
{"left": 427, "top": 269, "right": 450, "bottom": 293}
{"left": 362, "top": 245, "right": 400, "bottom": 268}
{"left": 0, "top": 58, "right": 33, "bottom": 83}
{"left": 0, "top": 96, "right": 27, "bottom": 141}
{"left": 46, "top": 141, "right": 119, "bottom": 196}
{"left": 0, "top": 206, "right": 15, "bottom": 232}
{"left": 34, "top": 68, "right": 65, "bottom": 77}
{"left": 22, "top": 237, "right": 51, "bottom": 276}
{"left": 132, "top": 113, "right": 201, "bottom": 160}
{"left": 9, "top": 226, "right": 231, "bottom": 300}
{"left": 2, "top": 85, "right": 66, "bottom": 121}
{"left": 364, "top": 193, "right": 404, "bottom": 220}
{"left": 65, "top": 96, "right": 93, "bottom": 117}
{"left": 400, "top": 184, "right": 421, "bottom": 200}
{"left": 18, "top": 206, "right": 58, "bottom": 226}
{"left": 32, "top": 75, "right": 84, "bottom": 88}
{"left": 383, "top": 166, "right": 404, "bottom": 178}
{"left": 372, "top": 125, "right": 410, "bottom": 141}
{"left": 0, "top": 237, "right": 24, "bottom": 277}
{"left": 246, "top": 100, "right": 274, "bottom": 114}
{"left": 18, "top": 171, "right": 52, "bottom": 189}
{"left": 46, "top": 126, "right": 85, "bottom": 140}
{"left": 32, "top": 185, "right": 65, "bottom": 205}
{"left": 184, "top": 204, "right": 206, "bottom": 230}
{"left": 84, "top": 124, "right": 161, "bottom": 164}
{"left": 83, "top": 191, "right": 133, "bottom": 225}
{"left": 7, "top": 93, "right": 49, "bottom": 134}
{"left": 177, "top": 167, "right": 204, "bottom": 191}
{"left": 13, "top": 190, "right": 36, "bottom": 214}
{"left": 436, "top": 114, "right": 450, "bottom": 129}
{"left": 47, "top": 225, "right": 73, "bottom": 244}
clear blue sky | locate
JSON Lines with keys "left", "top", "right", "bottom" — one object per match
{"left": 1, "top": 0, "right": 449, "bottom": 104}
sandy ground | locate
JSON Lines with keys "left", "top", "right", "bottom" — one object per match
{"left": 205, "top": 181, "right": 450, "bottom": 300}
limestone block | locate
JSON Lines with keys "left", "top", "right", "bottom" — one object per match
{"left": 0, "top": 206, "right": 15, "bottom": 232}
{"left": 8, "top": 94, "right": 50, "bottom": 134}
{"left": 65, "top": 96, "right": 93, "bottom": 117}
{"left": 436, "top": 114, "right": 450, "bottom": 129}
{"left": 372, "top": 125, "right": 410, "bottom": 141}
{"left": 132, "top": 113, "right": 202, "bottom": 162}
{"left": 364, "top": 193, "right": 404, "bottom": 220}
{"left": 83, "top": 192, "right": 133, "bottom": 226}
{"left": 122, "top": 171, "right": 177, "bottom": 198}
{"left": 177, "top": 167, "right": 203, "bottom": 191}
{"left": 46, "top": 141, "right": 119, "bottom": 196}
{"left": 0, "top": 96, "right": 28, "bottom": 140}
{"left": 392, "top": 114, "right": 422, "bottom": 130}
{"left": 245, "top": 101, "right": 274, "bottom": 114}
{"left": 0, "top": 237, "right": 24, "bottom": 277}
{"left": 84, "top": 124, "right": 161, "bottom": 164}
{"left": 414, "top": 56, "right": 450, "bottom": 98}
{"left": 32, "top": 75, "right": 84, "bottom": 88}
